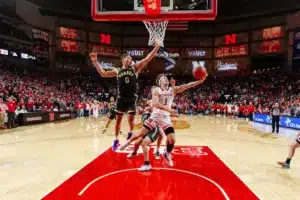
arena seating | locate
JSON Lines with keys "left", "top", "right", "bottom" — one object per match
{"left": 1, "top": 64, "right": 299, "bottom": 121}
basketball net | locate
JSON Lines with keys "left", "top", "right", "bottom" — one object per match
{"left": 142, "top": 0, "right": 168, "bottom": 47}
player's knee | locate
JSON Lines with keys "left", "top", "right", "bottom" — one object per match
{"left": 164, "top": 127, "right": 175, "bottom": 135}
{"left": 168, "top": 138, "right": 175, "bottom": 144}
{"left": 291, "top": 143, "right": 299, "bottom": 149}
{"left": 141, "top": 140, "right": 149, "bottom": 147}
{"left": 172, "top": 138, "right": 176, "bottom": 144}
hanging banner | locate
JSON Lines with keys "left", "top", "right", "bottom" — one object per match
{"left": 292, "top": 29, "right": 300, "bottom": 60}
{"left": 32, "top": 28, "right": 49, "bottom": 65}
{"left": 292, "top": 28, "right": 300, "bottom": 70}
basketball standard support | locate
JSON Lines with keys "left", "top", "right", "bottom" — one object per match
{"left": 92, "top": 0, "right": 217, "bottom": 21}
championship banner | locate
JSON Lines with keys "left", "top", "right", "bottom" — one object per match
{"left": 32, "top": 28, "right": 49, "bottom": 65}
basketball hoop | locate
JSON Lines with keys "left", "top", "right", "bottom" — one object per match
{"left": 141, "top": 0, "right": 168, "bottom": 47}
{"left": 143, "top": 20, "right": 168, "bottom": 47}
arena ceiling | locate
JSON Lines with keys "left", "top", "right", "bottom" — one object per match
{"left": 30, "top": 0, "right": 300, "bottom": 22}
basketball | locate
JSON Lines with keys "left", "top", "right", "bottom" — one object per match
{"left": 193, "top": 66, "right": 207, "bottom": 80}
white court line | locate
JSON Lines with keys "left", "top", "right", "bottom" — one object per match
{"left": 77, "top": 167, "right": 230, "bottom": 200}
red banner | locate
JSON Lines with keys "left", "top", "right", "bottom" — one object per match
{"left": 91, "top": 45, "right": 119, "bottom": 57}
{"left": 60, "top": 40, "right": 79, "bottom": 52}
{"left": 143, "top": 0, "right": 161, "bottom": 17}
{"left": 251, "top": 39, "right": 282, "bottom": 54}
{"left": 215, "top": 44, "right": 248, "bottom": 58}
{"left": 261, "top": 40, "right": 281, "bottom": 53}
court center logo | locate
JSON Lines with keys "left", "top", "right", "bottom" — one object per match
{"left": 33, "top": 46, "right": 49, "bottom": 63}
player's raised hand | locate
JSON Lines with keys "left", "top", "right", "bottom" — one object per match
{"left": 89, "top": 52, "right": 97, "bottom": 62}
{"left": 154, "top": 38, "right": 160, "bottom": 47}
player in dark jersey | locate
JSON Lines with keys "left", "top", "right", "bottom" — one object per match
{"left": 89, "top": 41, "right": 160, "bottom": 151}
{"left": 126, "top": 103, "right": 162, "bottom": 159}
{"left": 102, "top": 97, "right": 122, "bottom": 134}
{"left": 277, "top": 132, "right": 300, "bottom": 169}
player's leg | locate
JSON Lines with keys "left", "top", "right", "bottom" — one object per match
{"left": 111, "top": 112, "right": 123, "bottom": 151}
{"left": 126, "top": 99, "right": 137, "bottom": 140}
{"left": 112, "top": 99, "right": 127, "bottom": 151}
{"left": 155, "top": 134, "right": 163, "bottom": 159}
{"left": 163, "top": 126, "right": 176, "bottom": 167}
{"left": 138, "top": 137, "right": 153, "bottom": 171}
{"left": 102, "top": 118, "right": 112, "bottom": 134}
{"left": 119, "top": 126, "right": 150, "bottom": 150}
{"left": 119, "top": 117, "right": 157, "bottom": 150}
{"left": 277, "top": 134, "right": 300, "bottom": 169}
{"left": 102, "top": 111, "right": 116, "bottom": 134}
{"left": 138, "top": 127, "right": 160, "bottom": 172}
{"left": 127, "top": 137, "right": 144, "bottom": 158}
{"left": 127, "top": 113, "right": 135, "bottom": 139}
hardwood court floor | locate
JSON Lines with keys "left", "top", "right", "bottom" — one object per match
{"left": 0, "top": 116, "right": 299, "bottom": 200}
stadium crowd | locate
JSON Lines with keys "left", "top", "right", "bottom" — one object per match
{"left": 0, "top": 64, "right": 300, "bottom": 129}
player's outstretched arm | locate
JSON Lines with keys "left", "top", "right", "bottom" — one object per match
{"left": 89, "top": 52, "right": 117, "bottom": 78}
{"left": 135, "top": 40, "right": 160, "bottom": 73}
{"left": 152, "top": 87, "right": 178, "bottom": 116}
{"left": 173, "top": 77, "right": 206, "bottom": 95}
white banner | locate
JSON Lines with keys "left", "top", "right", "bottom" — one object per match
{"left": 32, "top": 28, "right": 49, "bottom": 42}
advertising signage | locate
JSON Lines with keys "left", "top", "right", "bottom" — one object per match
{"left": 183, "top": 48, "right": 211, "bottom": 58}
{"left": 213, "top": 58, "right": 249, "bottom": 76}
{"left": 91, "top": 45, "right": 119, "bottom": 57}
{"left": 154, "top": 47, "right": 180, "bottom": 58}
{"left": 215, "top": 32, "right": 248, "bottom": 46}
{"left": 251, "top": 39, "right": 282, "bottom": 55}
{"left": 124, "top": 48, "right": 149, "bottom": 57}
{"left": 252, "top": 26, "right": 283, "bottom": 41}
{"left": 215, "top": 44, "right": 248, "bottom": 58}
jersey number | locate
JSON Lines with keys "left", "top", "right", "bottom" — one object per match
{"left": 125, "top": 77, "right": 130, "bottom": 84}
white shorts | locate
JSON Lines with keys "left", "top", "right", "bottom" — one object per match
{"left": 93, "top": 111, "right": 99, "bottom": 118}
{"left": 144, "top": 114, "right": 173, "bottom": 131}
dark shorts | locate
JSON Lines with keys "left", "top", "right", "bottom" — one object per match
{"left": 108, "top": 111, "right": 116, "bottom": 120}
{"left": 116, "top": 97, "right": 136, "bottom": 114}
{"left": 145, "top": 126, "right": 160, "bottom": 142}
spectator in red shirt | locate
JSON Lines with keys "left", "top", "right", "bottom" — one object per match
{"left": 247, "top": 102, "right": 255, "bottom": 121}
{"left": 238, "top": 103, "right": 245, "bottom": 118}
{"left": 6, "top": 97, "right": 16, "bottom": 129}
{"left": 27, "top": 97, "right": 34, "bottom": 112}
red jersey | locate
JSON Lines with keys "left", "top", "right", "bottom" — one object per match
{"left": 6, "top": 101, "right": 17, "bottom": 112}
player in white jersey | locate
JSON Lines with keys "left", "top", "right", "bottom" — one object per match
{"left": 92, "top": 100, "right": 99, "bottom": 118}
{"left": 119, "top": 74, "right": 207, "bottom": 171}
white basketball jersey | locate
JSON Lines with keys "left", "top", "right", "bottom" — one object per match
{"left": 93, "top": 104, "right": 99, "bottom": 112}
{"left": 152, "top": 87, "right": 174, "bottom": 116}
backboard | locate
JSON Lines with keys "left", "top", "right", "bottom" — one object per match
{"left": 91, "top": 0, "right": 217, "bottom": 21}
